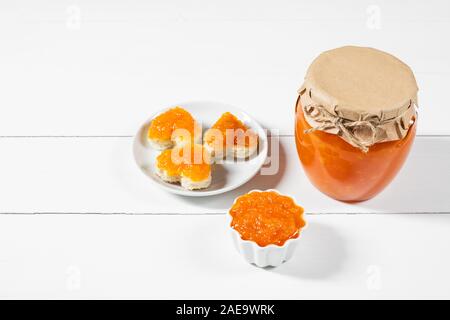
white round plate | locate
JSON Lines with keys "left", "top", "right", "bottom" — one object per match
{"left": 133, "top": 101, "right": 268, "bottom": 197}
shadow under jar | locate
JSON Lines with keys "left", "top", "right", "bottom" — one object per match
{"left": 295, "top": 46, "right": 419, "bottom": 202}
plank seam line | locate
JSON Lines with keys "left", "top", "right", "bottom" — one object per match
{"left": 0, "top": 134, "right": 449, "bottom": 138}
{"left": 0, "top": 135, "right": 134, "bottom": 138}
{"left": 0, "top": 212, "right": 449, "bottom": 215}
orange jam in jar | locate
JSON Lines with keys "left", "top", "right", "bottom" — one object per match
{"left": 148, "top": 107, "right": 197, "bottom": 141}
{"left": 295, "top": 101, "right": 416, "bottom": 202}
{"left": 229, "top": 191, "right": 306, "bottom": 247}
{"left": 295, "top": 46, "right": 418, "bottom": 202}
{"left": 156, "top": 144, "right": 211, "bottom": 181}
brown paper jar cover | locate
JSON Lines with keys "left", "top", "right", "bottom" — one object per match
{"left": 298, "top": 46, "right": 418, "bottom": 152}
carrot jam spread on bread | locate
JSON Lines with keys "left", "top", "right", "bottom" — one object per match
{"left": 156, "top": 144, "right": 210, "bottom": 182}
{"left": 205, "top": 112, "right": 256, "bottom": 147}
{"left": 148, "top": 107, "right": 197, "bottom": 142}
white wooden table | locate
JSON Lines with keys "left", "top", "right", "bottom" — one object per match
{"left": 1, "top": 0, "right": 450, "bottom": 299}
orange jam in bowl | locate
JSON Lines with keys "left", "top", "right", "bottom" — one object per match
{"left": 229, "top": 190, "right": 306, "bottom": 247}
{"left": 148, "top": 107, "right": 197, "bottom": 142}
{"left": 156, "top": 143, "right": 211, "bottom": 181}
{"left": 206, "top": 112, "right": 256, "bottom": 147}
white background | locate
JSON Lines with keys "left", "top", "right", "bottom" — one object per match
{"left": 0, "top": 0, "right": 450, "bottom": 299}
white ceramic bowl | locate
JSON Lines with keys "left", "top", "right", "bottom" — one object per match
{"left": 227, "top": 189, "right": 307, "bottom": 268}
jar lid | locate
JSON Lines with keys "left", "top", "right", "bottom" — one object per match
{"left": 299, "top": 46, "right": 418, "bottom": 152}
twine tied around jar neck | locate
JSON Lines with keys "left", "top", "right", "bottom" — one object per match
{"left": 303, "top": 103, "right": 416, "bottom": 153}
{"left": 298, "top": 46, "right": 419, "bottom": 153}
{"left": 303, "top": 104, "right": 377, "bottom": 152}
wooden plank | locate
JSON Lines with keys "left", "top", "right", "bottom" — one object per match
{"left": 0, "top": 1, "right": 449, "bottom": 135}
{"left": 1, "top": 213, "right": 449, "bottom": 299}
{"left": 0, "top": 136, "right": 448, "bottom": 214}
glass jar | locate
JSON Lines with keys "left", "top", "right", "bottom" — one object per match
{"left": 294, "top": 46, "right": 418, "bottom": 202}
{"left": 295, "top": 98, "right": 417, "bottom": 202}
